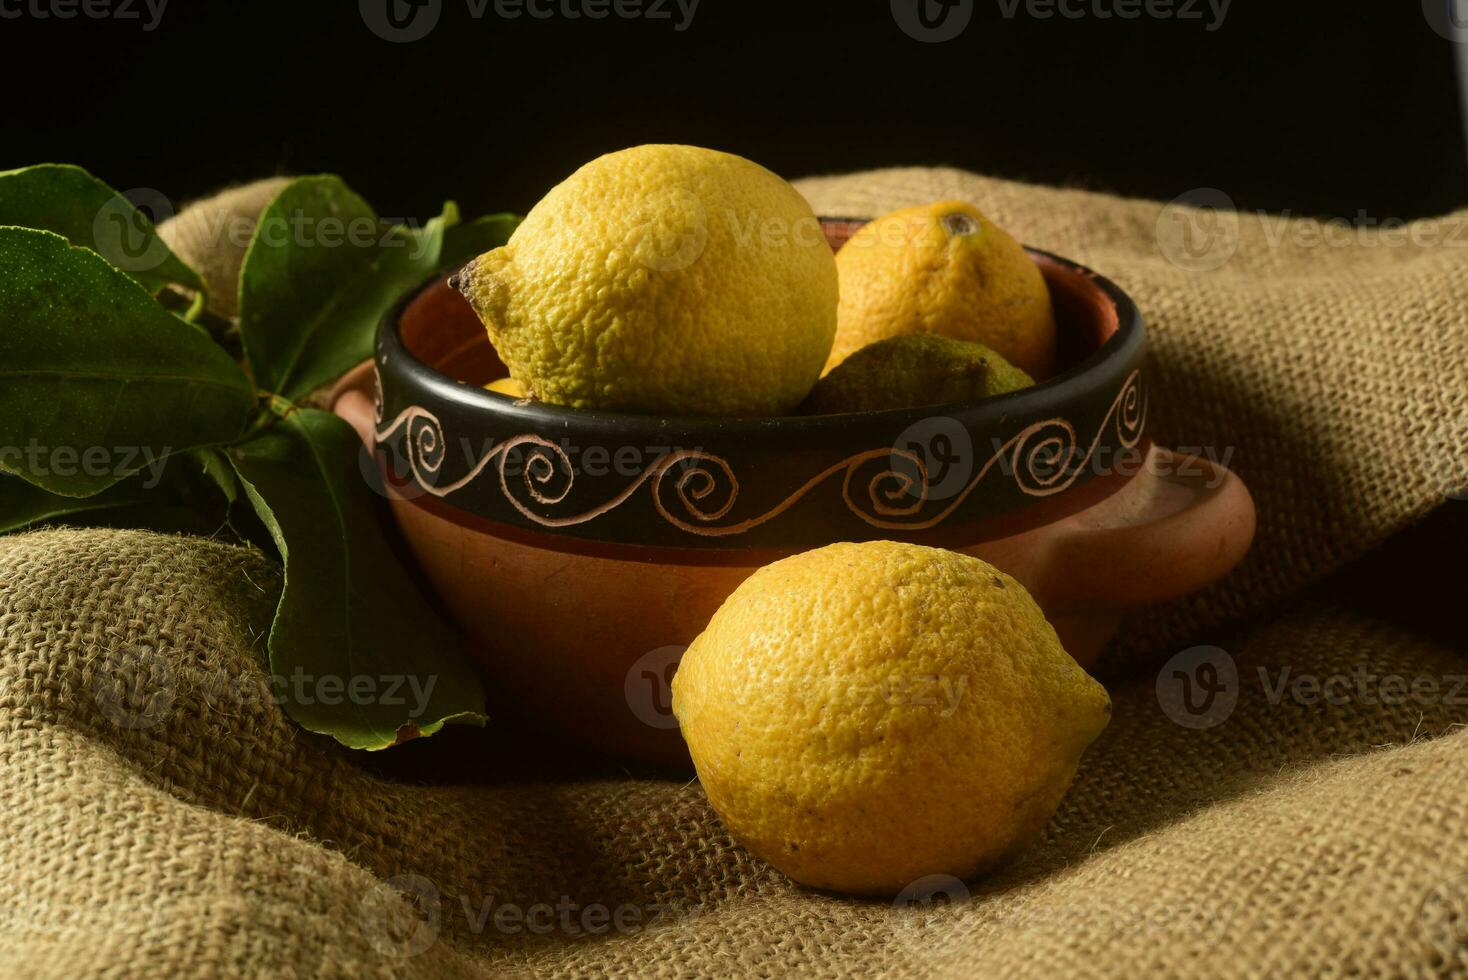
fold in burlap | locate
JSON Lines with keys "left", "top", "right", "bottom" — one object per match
{"left": 2, "top": 170, "right": 1466, "bottom": 978}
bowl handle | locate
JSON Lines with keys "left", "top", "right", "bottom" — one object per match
{"left": 1021, "top": 445, "right": 1256, "bottom": 613}
{"left": 328, "top": 360, "right": 379, "bottom": 448}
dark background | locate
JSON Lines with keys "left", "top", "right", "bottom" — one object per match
{"left": 3, "top": 2, "right": 1466, "bottom": 224}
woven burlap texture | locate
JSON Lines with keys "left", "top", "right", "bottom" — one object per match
{"left": 1, "top": 169, "right": 1466, "bottom": 978}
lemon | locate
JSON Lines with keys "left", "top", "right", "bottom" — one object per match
{"left": 829, "top": 201, "right": 1056, "bottom": 379}
{"left": 671, "top": 541, "right": 1109, "bottom": 896}
{"left": 453, "top": 144, "right": 838, "bottom": 416}
{"left": 803, "top": 334, "right": 1034, "bottom": 414}
{"left": 484, "top": 377, "right": 525, "bottom": 398}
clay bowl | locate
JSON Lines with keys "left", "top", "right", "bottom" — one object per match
{"left": 331, "top": 218, "right": 1255, "bottom": 769}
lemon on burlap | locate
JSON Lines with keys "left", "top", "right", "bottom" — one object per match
{"left": 671, "top": 541, "right": 1110, "bottom": 896}
{"left": 829, "top": 201, "right": 1056, "bottom": 379}
{"left": 453, "top": 144, "right": 838, "bottom": 416}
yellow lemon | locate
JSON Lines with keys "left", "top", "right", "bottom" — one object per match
{"left": 671, "top": 541, "right": 1109, "bottom": 896}
{"left": 453, "top": 144, "right": 838, "bottom": 416}
{"left": 829, "top": 201, "right": 1056, "bottom": 379}
{"left": 484, "top": 377, "right": 526, "bottom": 398}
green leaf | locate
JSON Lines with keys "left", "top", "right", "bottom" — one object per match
{"left": 0, "top": 471, "right": 158, "bottom": 533}
{"left": 0, "top": 447, "right": 234, "bottom": 535}
{"left": 441, "top": 211, "right": 520, "bottom": 270}
{"left": 192, "top": 447, "right": 240, "bottom": 507}
{"left": 228, "top": 407, "right": 487, "bottom": 750}
{"left": 238, "top": 176, "right": 452, "bottom": 401}
{"left": 0, "top": 227, "right": 257, "bottom": 497}
{"left": 0, "top": 164, "right": 205, "bottom": 297}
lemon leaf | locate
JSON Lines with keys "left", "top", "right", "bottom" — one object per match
{"left": 238, "top": 176, "right": 452, "bottom": 401}
{"left": 0, "top": 227, "right": 256, "bottom": 497}
{"left": 228, "top": 407, "right": 487, "bottom": 750}
{"left": 0, "top": 471, "right": 158, "bottom": 533}
{"left": 0, "top": 163, "right": 205, "bottom": 298}
{"left": 0, "top": 446, "right": 241, "bottom": 535}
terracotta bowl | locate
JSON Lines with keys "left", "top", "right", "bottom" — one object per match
{"left": 331, "top": 219, "right": 1255, "bottom": 768}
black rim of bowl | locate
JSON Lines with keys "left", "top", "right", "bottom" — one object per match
{"left": 371, "top": 246, "right": 1147, "bottom": 552}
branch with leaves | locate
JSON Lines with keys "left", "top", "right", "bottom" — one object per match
{"left": 0, "top": 164, "right": 520, "bottom": 749}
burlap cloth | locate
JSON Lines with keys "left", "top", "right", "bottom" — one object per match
{"left": 2, "top": 170, "right": 1466, "bottom": 978}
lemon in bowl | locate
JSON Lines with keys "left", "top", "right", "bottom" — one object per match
{"left": 828, "top": 200, "right": 1057, "bottom": 380}
{"left": 453, "top": 144, "right": 838, "bottom": 417}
